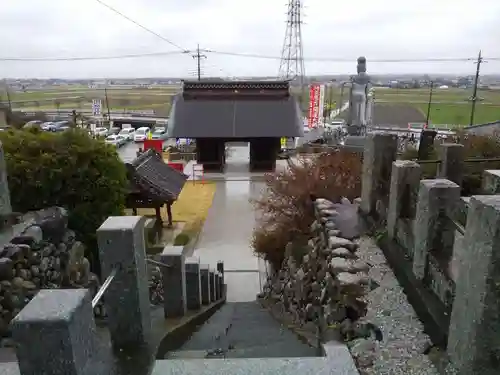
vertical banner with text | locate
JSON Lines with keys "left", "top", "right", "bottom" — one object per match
{"left": 308, "top": 84, "right": 321, "bottom": 128}
{"left": 318, "top": 84, "right": 326, "bottom": 126}
{"left": 308, "top": 85, "right": 317, "bottom": 128}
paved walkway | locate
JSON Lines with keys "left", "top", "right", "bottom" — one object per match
{"left": 190, "top": 145, "right": 268, "bottom": 302}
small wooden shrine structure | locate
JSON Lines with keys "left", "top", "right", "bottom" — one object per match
{"left": 125, "top": 149, "right": 188, "bottom": 227}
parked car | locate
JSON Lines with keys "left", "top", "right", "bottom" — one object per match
{"left": 93, "top": 127, "right": 108, "bottom": 138}
{"left": 118, "top": 128, "right": 135, "bottom": 141}
{"left": 134, "top": 127, "right": 150, "bottom": 142}
{"left": 23, "top": 120, "right": 43, "bottom": 129}
{"left": 105, "top": 134, "right": 127, "bottom": 147}
{"left": 41, "top": 122, "right": 56, "bottom": 131}
{"left": 109, "top": 127, "right": 121, "bottom": 135}
{"left": 52, "top": 121, "right": 71, "bottom": 132}
{"left": 151, "top": 127, "right": 167, "bottom": 140}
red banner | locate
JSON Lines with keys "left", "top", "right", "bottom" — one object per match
{"left": 308, "top": 85, "right": 316, "bottom": 128}
{"left": 143, "top": 139, "right": 163, "bottom": 153}
{"left": 308, "top": 84, "right": 321, "bottom": 128}
{"left": 313, "top": 85, "right": 321, "bottom": 125}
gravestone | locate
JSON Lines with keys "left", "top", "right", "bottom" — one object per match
{"left": 417, "top": 130, "right": 437, "bottom": 160}
{"left": 447, "top": 196, "right": 500, "bottom": 374}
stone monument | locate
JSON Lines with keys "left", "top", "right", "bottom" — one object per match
{"left": 347, "top": 56, "right": 372, "bottom": 136}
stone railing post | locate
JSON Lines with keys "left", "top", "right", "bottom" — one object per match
{"left": 217, "top": 261, "right": 224, "bottom": 294}
{"left": 214, "top": 272, "right": 221, "bottom": 300}
{"left": 11, "top": 289, "right": 99, "bottom": 375}
{"left": 412, "top": 179, "right": 460, "bottom": 280}
{"left": 185, "top": 256, "right": 201, "bottom": 311}
{"left": 360, "top": 132, "right": 398, "bottom": 216}
{"left": 437, "top": 143, "right": 464, "bottom": 187}
{"left": 387, "top": 160, "right": 421, "bottom": 240}
{"left": 97, "top": 216, "right": 152, "bottom": 352}
{"left": 481, "top": 170, "right": 500, "bottom": 194}
{"left": 447, "top": 195, "right": 500, "bottom": 375}
{"left": 160, "top": 246, "right": 187, "bottom": 317}
{"left": 209, "top": 268, "right": 216, "bottom": 302}
{"left": 200, "top": 264, "right": 211, "bottom": 304}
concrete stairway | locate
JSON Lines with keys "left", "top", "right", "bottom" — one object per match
{"left": 153, "top": 301, "right": 359, "bottom": 374}
{"left": 165, "top": 302, "right": 317, "bottom": 359}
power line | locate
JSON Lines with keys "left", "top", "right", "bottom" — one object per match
{"left": 0, "top": 50, "right": 188, "bottom": 62}
{"left": 2, "top": 48, "right": 500, "bottom": 64}
{"left": 202, "top": 50, "right": 500, "bottom": 63}
{"left": 94, "top": 0, "right": 189, "bottom": 52}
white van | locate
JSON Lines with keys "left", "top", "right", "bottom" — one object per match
{"left": 134, "top": 127, "right": 150, "bottom": 142}
{"left": 118, "top": 127, "right": 135, "bottom": 141}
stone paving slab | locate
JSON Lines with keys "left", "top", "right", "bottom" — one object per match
{"left": 153, "top": 356, "right": 359, "bottom": 375}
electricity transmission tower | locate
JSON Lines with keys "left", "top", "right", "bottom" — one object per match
{"left": 278, "top": 0, "right": 305, "bottom": 87}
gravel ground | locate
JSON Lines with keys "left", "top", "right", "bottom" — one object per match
{"left": 348, "top": 237, "right": 455, "bottom": 375}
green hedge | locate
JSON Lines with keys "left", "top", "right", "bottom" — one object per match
{"left": 0, "top": 128, "right": 128, "bottom": 271}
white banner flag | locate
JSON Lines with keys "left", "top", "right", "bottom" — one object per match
{"left": 317, "top": 85, "right": 326, "bottom": 126}
{"left": 92, "top": 99, "right": 102, "bottom": 116}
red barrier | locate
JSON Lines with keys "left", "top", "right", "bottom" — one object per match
{"left": 168, "top": 162, "right": 184, "bottom": 173}
{"left": 143, "top": 139, "right": 163, "bottom": 153}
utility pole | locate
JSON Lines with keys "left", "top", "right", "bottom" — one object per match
{"left": 192, "top": 44, "right": 206, "bottom": 81}
{"left": 425, "top": 81, "right": 434, "bottom": 127}
{"left": 5, "top": 86, "right": 12, "bottom": 112}
{"left": 338, "top": 82, "right": 348, "bottom": 113}
{"left": 104, "top": 87, "right": 111, "bottom": 126}
{"left": 327, "top": 84, "right": 334, "bottom": 121}
{"left": 469, "top": 50, "right": 484, "bottom": 127}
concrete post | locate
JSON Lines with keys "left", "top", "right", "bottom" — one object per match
{"left": 360, "top": 132, "right": 398, "bottom": 216}
{"left": 11, "top": 289, "right": 99, "bottom": 375}
{"left": 438, "top": 143, "right": 464, "bottom": 187}
{"left": 412, "top": 179, "right": 460, "bottom": 280}
{"left": 160, "top": 246, "right": 186, "bottom": 317}
{"left": 387, "top": 160, "right": 422, "bottom": 240}
{"left": 217, "top": 261, "right": 224, "bottom": 286}
{"left": 185, "top": 256, "right": 202, "bottom": 310}
{"left": 481, "top": 170, "right": 500, "bottom": 194}
{"left": 209, "top": 268, "right": 216, "bottom": 302}
{"left": 97, "top": 216, "right": 151, "bottom": 352}
{"left": 200, "top": 264, "right": 211, "bottom": 304}
{"left": 217, "top": 261, "right": 224, "bottom": 298}
{"left": 447, "top": 196, "right": 500, "bottom": 375}
{"left": 214, "top": 272, "right": 221, "bottom": 300}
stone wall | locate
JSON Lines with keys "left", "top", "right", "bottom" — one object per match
{"left": 0, "top": 205, "right": 168, "bottom": 344}
{"left": 0, "top": 207, "right": 100, "bottom": 341}
{"left": 260, "top": 197, "right": 375, "bottom": 343}
{"left": 361, "top": 132, "right": 500, "bottom": 375}
{"left": 5, "top": 215, "right": 226, "bottom": 375}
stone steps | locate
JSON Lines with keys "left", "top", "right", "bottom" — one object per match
{"left": 172, "top": 302, "right": 317, "bottom": 359}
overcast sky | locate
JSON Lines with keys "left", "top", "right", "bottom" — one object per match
{"left": 1, "top": 0, "right": 499, "bottom": 79}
